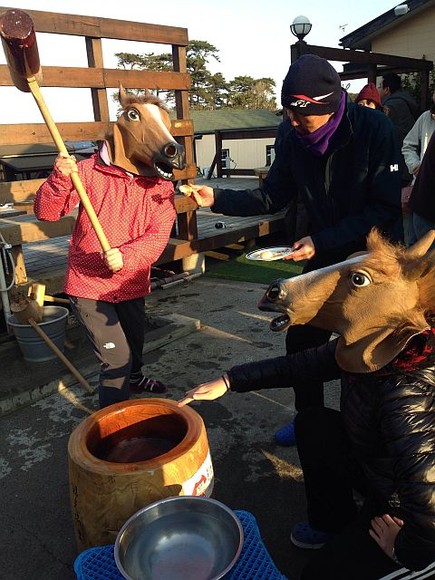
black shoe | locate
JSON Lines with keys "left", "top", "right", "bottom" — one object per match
{"left": 130, "top": 375, "right": 167, "bottom": 394}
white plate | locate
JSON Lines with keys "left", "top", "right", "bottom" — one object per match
{"left": 245, "top": 247, "right": 294, "bottom": 261}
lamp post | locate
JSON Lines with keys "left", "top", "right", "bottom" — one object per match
{"left": 290, "top": 15, "right": 312, "bottom": 62}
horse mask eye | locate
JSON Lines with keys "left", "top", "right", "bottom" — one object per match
{"left": 350, "top": 271, "right": 371, "bottom": 287}
{"left": 126, "top": 108, "right": 140, "bottom": 122}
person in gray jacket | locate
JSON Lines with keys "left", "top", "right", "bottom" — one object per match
{"left": 406, "top": 130, "right": 435, "bottom": 250}
{"left": 401, "top": 89, "right": 435, "bottom": 245}
{"left": 402, "top": 88, "right": 435, "bottom": 178}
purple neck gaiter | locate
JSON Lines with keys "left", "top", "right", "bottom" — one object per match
{"left": 295, "top": 90, "right": 346, "bottom": 157}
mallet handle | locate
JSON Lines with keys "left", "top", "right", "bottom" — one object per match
{"left": 1, "top": 9, "right": 110, "bottom": 254}
{"left": 27, "top": 77, "right": 111, "bottom": 253}
{"left": 28, "top": 317, "right": 94, "bottom": 394}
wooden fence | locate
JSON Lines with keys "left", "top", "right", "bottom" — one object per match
{"left": 0, "top": 6, "right": 201, "bottom": 288}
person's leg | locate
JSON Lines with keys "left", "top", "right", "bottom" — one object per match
{"left": 293, "top": 408, "right": 361, "bottom": 536}
{"left": 274, "top": 324, "right": 331, "bottom": 446}
{"left": 406, "top": 212, "right": 418, "bottom": 246}
{"left": 285, "top": 323, "right": 331, "bottom": 410}
{"left": 411, "top": 213, "right": 435, "bottom": 250}
{"left": 275, "top": 248, "right": 357, "bottom": 446}
{"left": 300, "top": 506, "right": 403, "bottom": 580}
{"left": 116, "top": 297, "right": 167, "bottom": 394}
{"left": 116, "top": 297, "right": 146, "bottom": 375}
{"left": 69, "top": 296, "right": 131, "bottom": 408}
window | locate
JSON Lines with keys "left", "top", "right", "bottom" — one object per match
{"left": 221, "top": 148, "right": 230, "bottom": 170}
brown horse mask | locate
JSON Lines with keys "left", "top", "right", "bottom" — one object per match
{"left": 258, "top": 229, "right": 435, "bottom": 373}
{"left": 106, "top": 85, "right": 185, "bottom": 180}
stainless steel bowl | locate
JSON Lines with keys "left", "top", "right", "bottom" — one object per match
{"left": 114, "top": 496, "right": 244, "bottom": 580}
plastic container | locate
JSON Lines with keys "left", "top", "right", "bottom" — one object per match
{"left": 8, "top": 305, "right": 69, "bottom": 362}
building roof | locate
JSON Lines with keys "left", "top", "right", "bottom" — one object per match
{"left": 185, "top": 109, "right": 282, "bottom": 135}
{"left": 340, "top": 0, "right": 435, "bottom": 50}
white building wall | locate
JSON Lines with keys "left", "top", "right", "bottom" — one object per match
{"left": 371, "top": 7, "right": 435, "bottom": 63}
{"left": 195, "top": 135, "right": 276, "bottom": 175}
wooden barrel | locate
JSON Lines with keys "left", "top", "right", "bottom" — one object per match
{"left": 68, "top": 398, "right": 214, "bottom": 551}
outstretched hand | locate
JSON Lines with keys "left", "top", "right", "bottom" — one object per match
{"left": 369, "top": 514, "right": 404, "bottom": 561}
{"left": 286, "top": 236, "right": 316, "bottom": 261}
{"left": 191, "top": 185, "right": 214, "bottom": 208}
{"left": 178, "top": 376, "right": 229, "bottom": 407}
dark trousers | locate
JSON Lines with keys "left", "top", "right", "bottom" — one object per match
{"left": 296, "top": 408, "right": 403, "bottom": 580}
{"left": 286, "top": 323, "right": 330, "bottom": 410}
{"left": 285, "top": 249, "right": 348, "bottom": 412}
{"left": 69, "top": 296, "right": 146, "bottom": 408}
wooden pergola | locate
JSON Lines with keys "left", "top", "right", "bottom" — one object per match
{"left": 291, "top": 41, "right": 433, "bottom": 110}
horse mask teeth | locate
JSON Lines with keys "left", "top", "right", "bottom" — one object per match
{"left": 270, "top": 315, "right": 291, "bottom": 332}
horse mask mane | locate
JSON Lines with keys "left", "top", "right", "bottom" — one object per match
{"left": 258, "top": 229, "right": 435, "bottom": 373}
{"left": 105, "top": 85, "right": 185, "bottom": 179}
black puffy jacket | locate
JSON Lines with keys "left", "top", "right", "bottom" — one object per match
{"left": 227, "top": 330, "right": 435, "bottom": 571}
{"left": 213, "top": 95, "right": 403, "bottom": 256}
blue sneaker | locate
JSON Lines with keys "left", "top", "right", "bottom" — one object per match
{"left": 290, "top": 521, "right": 332, "bottom": 549}
{"left": 274, "top": 421, "right": 296, "bottom": 446}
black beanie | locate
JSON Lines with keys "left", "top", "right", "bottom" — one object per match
{"left": 281, "top": 54, "right": 341, "bottom": 116}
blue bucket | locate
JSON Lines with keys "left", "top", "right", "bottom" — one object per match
{"left": 8, "top": 305, "right": 69, "bottom": 363}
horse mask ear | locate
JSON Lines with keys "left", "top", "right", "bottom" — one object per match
{"left": 118, "top": 84, "right": 128, "bottom": 108}
{"left": 335, "top": 231, "right": 435, "bottom": 373}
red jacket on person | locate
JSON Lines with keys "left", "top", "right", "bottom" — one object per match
{"left": 34, "top": 153, "right": 176, "bottom": 302}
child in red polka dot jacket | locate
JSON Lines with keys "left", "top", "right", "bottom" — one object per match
{"left": 34, "top": 89, "right": 185, "bottom": 408}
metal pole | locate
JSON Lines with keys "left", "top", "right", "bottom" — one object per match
{"left": 0, "top": 247, "right": 13, "bottom": 331}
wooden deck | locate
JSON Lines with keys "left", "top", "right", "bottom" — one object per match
{"left": 17, "top": 178, "right": 287, "bottom": 294}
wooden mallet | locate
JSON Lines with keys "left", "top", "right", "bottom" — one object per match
{"left": 0, "top": 9, "right": 111, "bottom": 255}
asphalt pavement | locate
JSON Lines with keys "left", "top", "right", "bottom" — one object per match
{"left": 0, "top": 274, "right": 340, "bottom": 580}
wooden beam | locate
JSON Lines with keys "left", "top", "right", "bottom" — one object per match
{"left": 0, "top": 7, "right": 189, "bottom": 45}
{"left": 0, "top": 65, "right": 192, "bottom": 91}
{"left": 0, "top": 179, "right": 45, "bottom": 203}
{"left": 0, "top": 119, "right": 194, "bottom": 145}
{"left": 214, "top": 128, "right": 278, "bottom": 141}
{"left": 0, "top": 214, "right": 76, "bottom": 243}
{"left": 298, "top": 43, "right": 433, "bottom": 70}
{"left": 85, "top": 38, "right": 110, "bottom": 122}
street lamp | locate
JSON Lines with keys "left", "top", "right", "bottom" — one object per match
{"left": 290, "top": 15, "right": 312, "bottom": 42}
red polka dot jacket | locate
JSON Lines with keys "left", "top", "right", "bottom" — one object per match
{"left": 34, "top": 154, "right": 176, "bottom": 302}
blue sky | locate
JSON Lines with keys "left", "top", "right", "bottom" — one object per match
{"left": 0, "top": 0, "right": 399, "bottom": 122}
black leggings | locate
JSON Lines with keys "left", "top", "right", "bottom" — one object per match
{"left": 69, "top": 296, "right": 146, "bottom": 407}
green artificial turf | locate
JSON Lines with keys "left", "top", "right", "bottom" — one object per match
{"left": 205, "top": 248, "right": 304, "bottom": 284}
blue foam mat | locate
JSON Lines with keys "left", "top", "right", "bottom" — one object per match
{"left": 74, "top": 509, "right": 287, "bottom": 579}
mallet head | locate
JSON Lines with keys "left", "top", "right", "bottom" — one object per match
{"left": 0, "top": 9, "right": 42, "bottom": 92}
